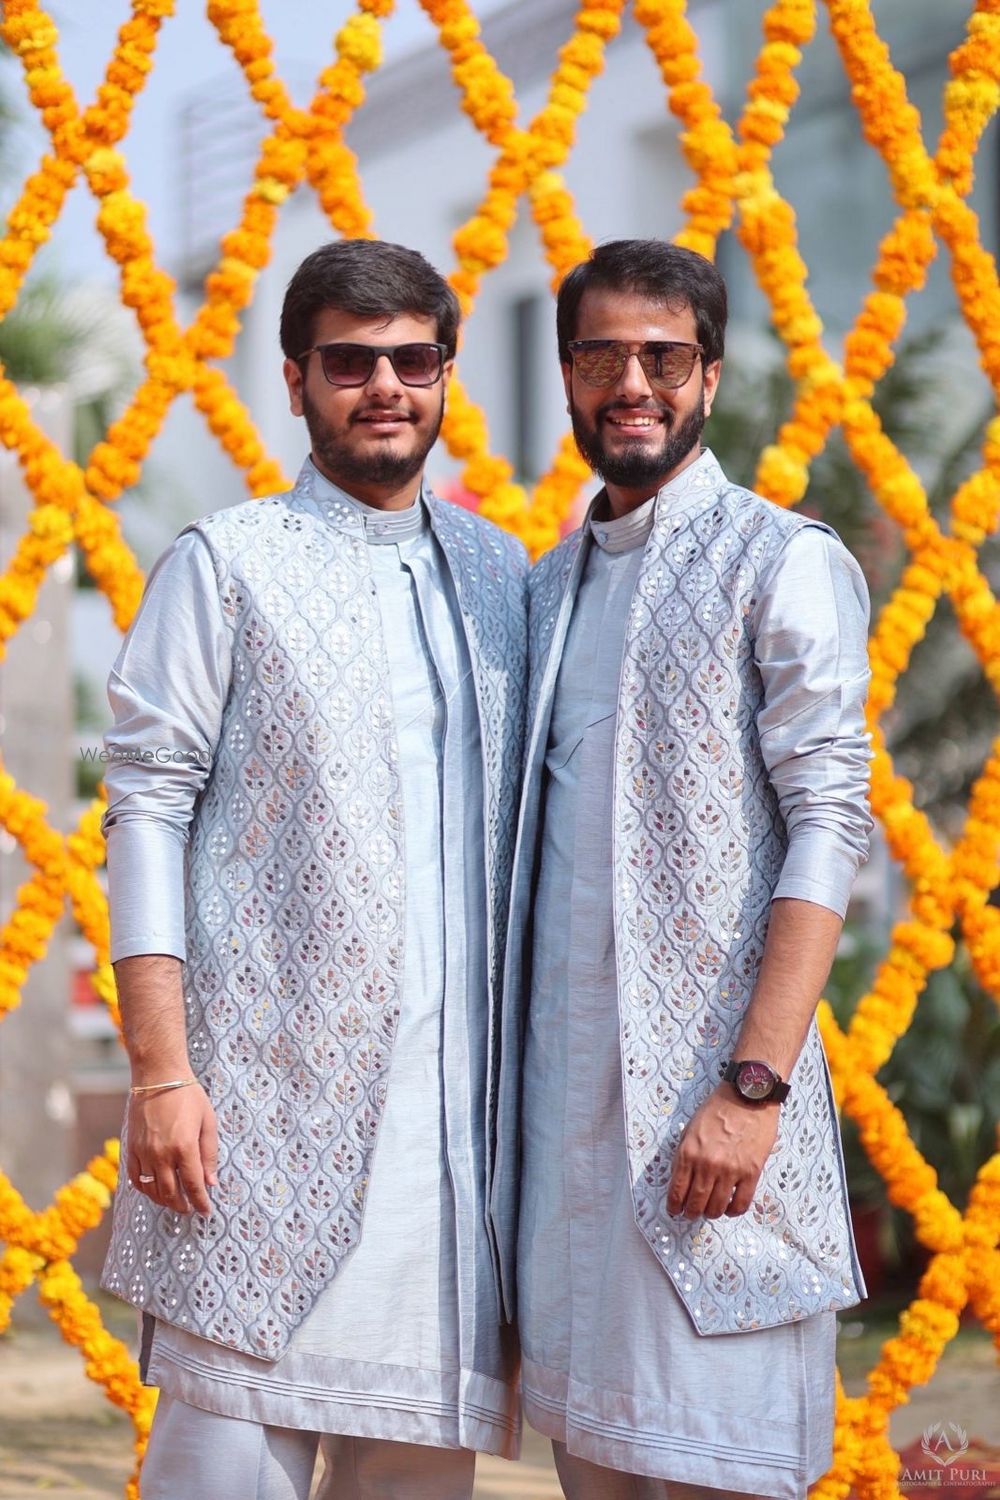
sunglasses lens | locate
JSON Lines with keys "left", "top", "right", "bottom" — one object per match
{"left": 572, "top": 344, "right": 627, "bottom": 387}
{"left": 392, "top": 344, "right": 442, "bottom": 386}
{"left": 319, "top": 345, "right": 376, "bottom": 386}
{"left": 639, "top": 344, "right": 698, "bottom": 387}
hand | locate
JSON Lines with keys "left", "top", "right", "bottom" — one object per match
{"left": 127, "top": 1083, "right": 219, "bottom": 1215}
{"left": 666, "top": 1085, "right": 780, "bottom": 1220}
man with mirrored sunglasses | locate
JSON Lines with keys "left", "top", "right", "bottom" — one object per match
{"left": 99, "top": 238, "right": 528, "bottom": 1499}
{"left": 496, "top": 239, "right": 874, "bottom": 1499}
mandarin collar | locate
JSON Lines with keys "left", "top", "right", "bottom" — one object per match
{"left": 292, "top": 458, "right": 427, "bottom": 543}
{"left": 584, "top": 448, "right": 725, "bottom": 548}
{"left": 588, "top": 492, "right": 657, "bottom": 554}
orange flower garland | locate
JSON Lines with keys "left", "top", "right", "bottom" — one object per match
{"left": 0, "top": 1, "right": 171, "bottom": 633}
{"left": 425, "top": 0, "right": 626, "bottom": 551}
{"left": 634, "top": 0, "right": 740, "bottom": 259}
{"left": 0, "top": 1143, "right": 154, "bottom": 1499}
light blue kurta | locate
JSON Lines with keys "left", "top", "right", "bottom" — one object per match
{"left": 518, "top": 484, "right": 868, "bottom": 1497}
{"left": 104, "top": 475, "right": 517, "bottom": 1455}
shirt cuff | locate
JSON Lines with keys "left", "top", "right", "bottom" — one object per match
{"left": 772, "top": 830, "right": 861, "bottom": 920}
{"left": 106, "top": 819, "right": 187, "bottom": 963}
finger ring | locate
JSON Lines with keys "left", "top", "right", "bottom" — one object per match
{"left": 138, "top": 1174, "right": 155, "bottom": 1184}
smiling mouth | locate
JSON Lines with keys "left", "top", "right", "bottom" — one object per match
{"left": 354, "top": 411, "right": 414, "bottom": 429}
{"left": 602, "top": 410, "right": 666, "bottom": 434}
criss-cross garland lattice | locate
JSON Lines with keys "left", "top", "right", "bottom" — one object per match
{"left": 0, "top": 2, "right": 999, "bottom": 1495}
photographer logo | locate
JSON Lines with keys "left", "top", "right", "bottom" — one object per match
{"left": 921, "top": 1421, "right": 969, "bottom": 1467}
{"left": 900, "top": 1419, "right": 990, "bottom": 1489}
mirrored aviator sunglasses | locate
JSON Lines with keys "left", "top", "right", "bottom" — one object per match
{"left": 301, "top": 341, "right": 447, "bottom": 388}
{"left": 567, "top": 339, "right": 703, "bottom": 389}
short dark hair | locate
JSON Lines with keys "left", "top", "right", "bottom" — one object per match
{"left": 280, "top": 239, "right": 461, "bottom": 362}
{"left": 556, "top": 239, "right": 727, "bottom": 367}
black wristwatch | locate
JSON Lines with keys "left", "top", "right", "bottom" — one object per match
{"left": 722, "top": 1059, "right": 790, "bottom": 1104}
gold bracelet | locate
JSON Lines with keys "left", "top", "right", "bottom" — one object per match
{"left": 129, "top": 1078, "right": 198, "bottom": 1096}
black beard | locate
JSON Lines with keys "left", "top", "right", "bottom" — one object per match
{"left": 571, "top": 391, "right": 706, "bottom": 490}
{"left": 301, "top": 388, "right": 444, "bottom": 491}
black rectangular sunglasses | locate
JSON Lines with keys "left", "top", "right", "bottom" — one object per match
{"left": 298, "top": 342, "right": 447, "bottom": 388}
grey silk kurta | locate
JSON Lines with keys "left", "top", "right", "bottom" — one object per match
{"left": 103, "top": 475, "right": 517, "bottom": 1455}
{"left": 517, "top": 464, "right": 871, "bottom": 1497}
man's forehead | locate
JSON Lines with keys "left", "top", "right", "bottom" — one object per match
{"left": 309, "top": 306, "right": 436, "bottom": 338}
{"left": 575, "top": 286, "right": 696, "bottom": 335}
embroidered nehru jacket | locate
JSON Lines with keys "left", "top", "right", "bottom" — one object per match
{"left": 492, "top": 451, "right": 871, "bottom": 1336}
{"left": 101, "top": 463, "right": 527, "bottom": 1359}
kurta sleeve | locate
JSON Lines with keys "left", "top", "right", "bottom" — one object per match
{"left": 101, "top": 528, "right": 232, "bottom": 962}
{"left": 752, "top": 524, "right": 873, "bottom": 919}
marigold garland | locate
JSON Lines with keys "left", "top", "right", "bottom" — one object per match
{"left": 0, "top": 5, "right": 999, "bottom": 1500}
{"left": 425, "top": 0, "right": 626, "bottom": 550}
{"left": 634, "top": 0, "right": 740, "bottom": 258}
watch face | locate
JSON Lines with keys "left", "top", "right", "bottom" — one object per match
{"left": 737, "top": 1061, "right": 776, "bottom": 1100}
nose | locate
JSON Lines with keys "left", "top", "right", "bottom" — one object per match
{"left": 615, "top": 350, "right": 655, "bottom": 403}
{"left": 364, "top": 352, "right": 404, "bottom": 397}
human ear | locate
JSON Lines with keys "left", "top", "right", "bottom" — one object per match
{"left": 702, "top": 359, "right": 722, "bottom": 418}
{"left": 284, "top": 356, "right": 305, "bottom": 417}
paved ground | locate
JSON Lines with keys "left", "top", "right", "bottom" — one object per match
{"left": 0, "top": 1300, "right": 997, "bottom": 1498}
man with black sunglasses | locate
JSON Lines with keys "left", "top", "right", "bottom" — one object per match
{"left": 496, "top": 240, "right": 873, "bottom": 1499}
{"left": 99, "top": 239, "right": 527, "bottom": 1498}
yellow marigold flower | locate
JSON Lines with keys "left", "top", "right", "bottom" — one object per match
{"left": 336, "top": 14, "right": 381, "bottom": 73}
